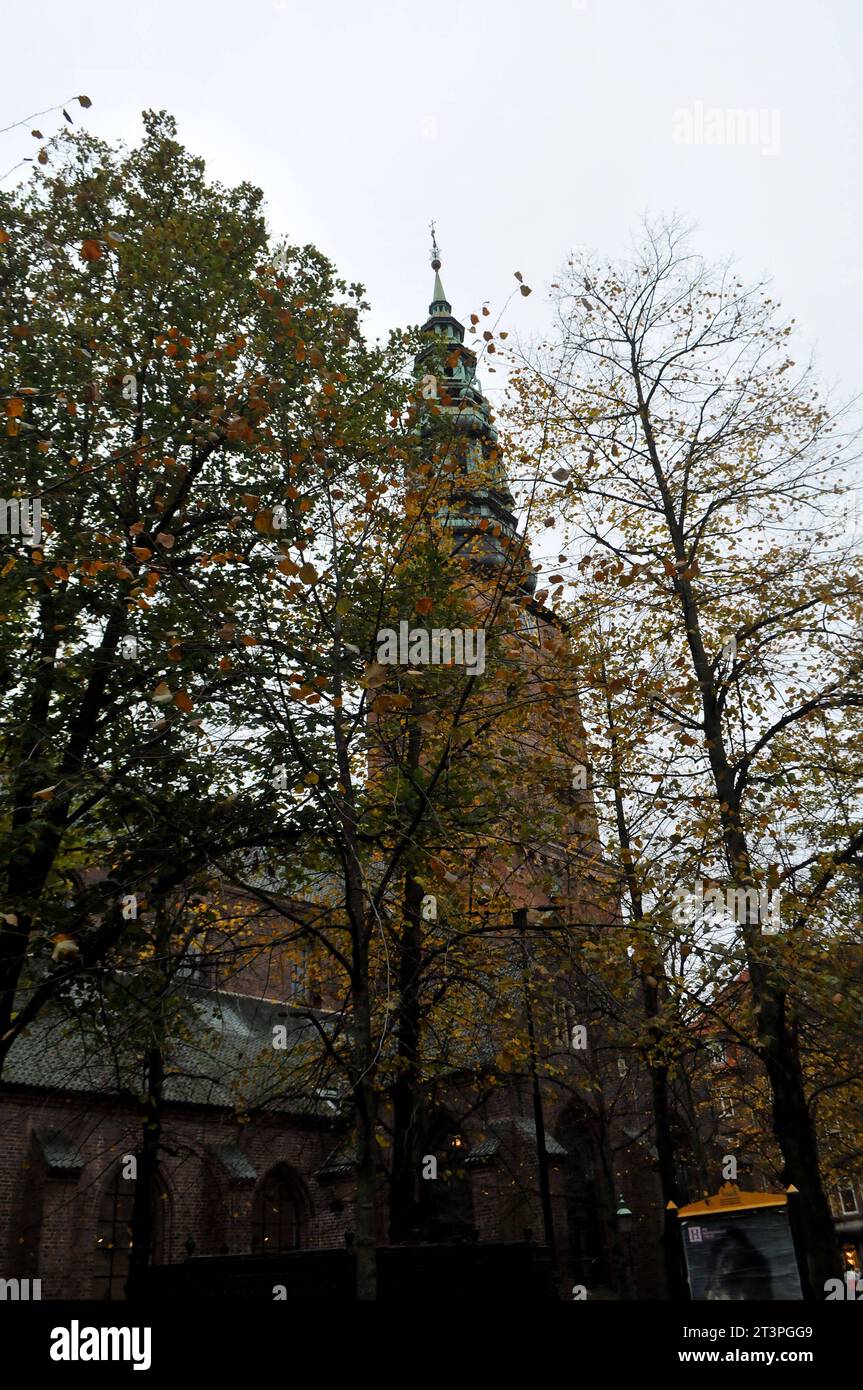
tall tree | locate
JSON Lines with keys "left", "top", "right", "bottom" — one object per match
{"left": 0, "top": 110, "right": 414, "bottom": 1298}
{"left": 512, "top": 217, "right": 863, "bottom": 1290}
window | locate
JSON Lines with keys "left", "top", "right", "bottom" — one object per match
{"left": 288, "top": 947, "right": 309, "bottom": 998}
{"left": 252, "top": 1166, "right": 307, "bottom": 1253}
{"left": 552, "top": 1000, "right": 568, "bottom": 1047}
{"left": 717, "top": 1094, "right": 735, "bottom": 1119}
{"left": 839, "top": 1185, "right": 859, "bottom": 1216}
{"left": 95, "top": 1170, "right": 135, "bottom": 1300}
{"left": 94, "top": 1166, "right": 166, "bottom": 1300}
{"left": 518, "top": 608, "right": 541, "bottom": 646}
{"left": 176, "top": 944, "right": 207, "bottom": 983}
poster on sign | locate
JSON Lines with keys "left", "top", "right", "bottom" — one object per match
{"left": 681, "top": 1206, "right": 803, "bottom": 1300}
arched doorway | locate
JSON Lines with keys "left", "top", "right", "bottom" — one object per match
{"left": 417, "top": 1112, "right": 475, "bottom": 1242}
{"left": 252, "top": 1164, "right": 310, "bottom": 1253}
{"left": 556, "top": 1106, "right": 611, "bottom": 1289}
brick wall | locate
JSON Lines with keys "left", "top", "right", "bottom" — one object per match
{"left": 0, "top": 1088, "right": 346, "bottom": 1299}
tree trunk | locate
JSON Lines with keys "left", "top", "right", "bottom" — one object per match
{"left": 633, "top": 374, "right": 843, "bottom": 1293}
{"left": 126, "top": 1043, "right": 164, "bottom": 1301}
{"left": 388, "top": 872, "right": 424, "bottom": 1244}
{"left": 334, "top": 684, "right": 380, "bottom": 1300}
{"left": 641, "top": 965, "right": 688, "bottom": 1299}
{"left": 351, "top": 970, "right": 379, "bottom": 1300}
{"left": 759, "top": 993, "right": 837, "bottom": 1295}
{"left": 603, "top": 664, "right": 689, "bottom": 1299}
{"left": 648, "top": 1054, "right": 688, "bottom": 1299}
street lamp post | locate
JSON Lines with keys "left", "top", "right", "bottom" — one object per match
{"left": 616, "top": 1194, "right": 636, "bottom": 1299}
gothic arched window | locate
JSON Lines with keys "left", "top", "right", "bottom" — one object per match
{"left": 94, "top": 1164, "right": 167, "bottom": 1300}
{"left": 252, "top": 1165, "right": 308, "bottom": 1253}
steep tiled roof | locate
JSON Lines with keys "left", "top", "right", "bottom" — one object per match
{"left": 4, "top": 984, "right": 342, "bottom": 1119}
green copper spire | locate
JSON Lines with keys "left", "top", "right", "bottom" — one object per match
{"left": 415, "top": 230, "right": 536, "bottom": 595}
{"left": 428, "top": 221, "right": 451, "bottom": 315}
{"left": 431, "top": 268, "right": 449, "bottom": 313}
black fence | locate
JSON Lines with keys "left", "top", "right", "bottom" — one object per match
{"left": 138, "top": 1240, "right": 559, "bottom": 1301}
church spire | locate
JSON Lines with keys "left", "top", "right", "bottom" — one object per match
{"left": 429, "top": 222, "right": 451, "bottom": 316}
{"left": 415, "top": 230, "right": 536, "bottom": 596}
{"left": 431, "top": 268, "right": 449, "bottom": 312}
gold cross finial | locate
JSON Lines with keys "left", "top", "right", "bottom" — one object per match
{"left": 429, "top": 220, "right": 441, "bottom": 271}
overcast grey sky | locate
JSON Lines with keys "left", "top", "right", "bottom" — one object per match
{"left": 4, "top": 0, "right": 862, "bottom": 401}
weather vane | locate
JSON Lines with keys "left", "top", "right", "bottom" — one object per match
{"left": 429, "top": 220, "right": 441, "bottom": 271}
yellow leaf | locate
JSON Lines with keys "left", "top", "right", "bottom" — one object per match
{"left": 372, "top": 693, "right": 411, "bottom": 713}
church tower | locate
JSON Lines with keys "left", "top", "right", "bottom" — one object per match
{"left": 405, "top": 243, "right": 634, "bottom": 1289}
{"left": 412, "top": 235, "right": 601, "bottom": 880}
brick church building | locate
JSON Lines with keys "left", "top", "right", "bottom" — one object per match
{"left": 0, "top": 259, "right": 685, "bottom": 1302}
